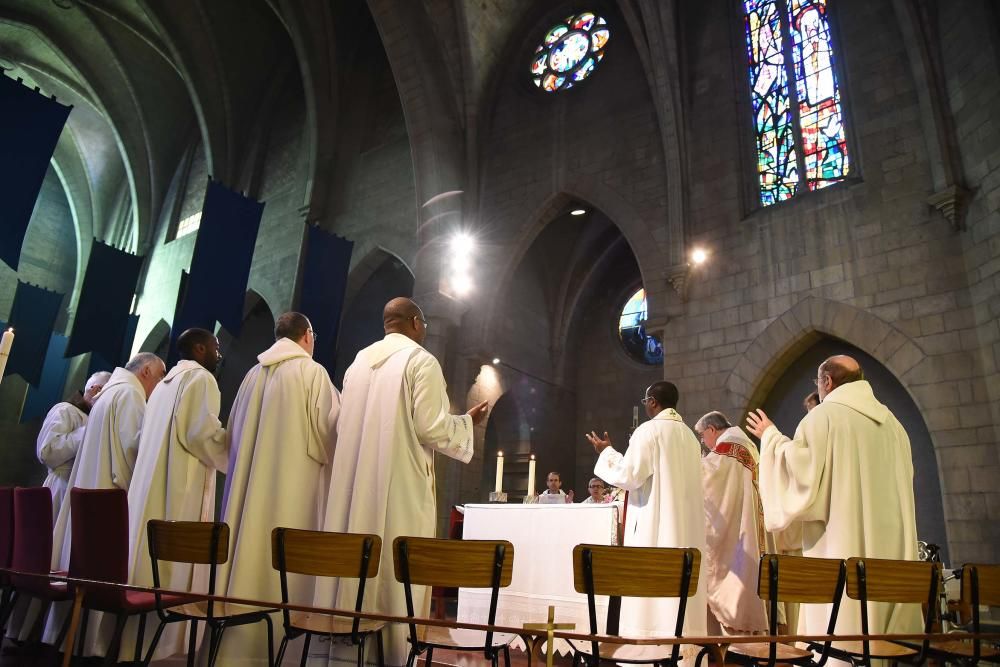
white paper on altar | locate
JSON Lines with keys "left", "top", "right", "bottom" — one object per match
{"left": 457, "top": 503, "right": 619, "bottom": 654}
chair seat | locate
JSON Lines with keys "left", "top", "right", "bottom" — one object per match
{"left": 413, "top": 625, "right": 516, "bottom": 650}
{"left": 922, "top": 638, "right": 1000, "bottom": 658}
{"left": 568, "top": 639, "right": 695, "bottom": 663}
{"left": 169, "top": 601, "right": 277, "bottom": 621}
{"left": 120, "top": 590, "right": 200, "bottom": 612}
{"left": 728, "top": 641, "right": 814, "bottom": 662}
{"left": 287, "top": 611, "right": 385, "bottom": 636}
{"left": 830, "top": 640, "right": 918, "bottom": 658}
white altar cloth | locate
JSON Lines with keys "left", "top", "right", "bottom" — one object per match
{"left": 457, "top": 503, "right": 620, "bottom": 653}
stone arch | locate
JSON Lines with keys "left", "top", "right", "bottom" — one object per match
{"left": 216, "top": 290, "right": 276, "bottom": 421}
{"left": 136, "top": 318, "right": 170, "bottom": 358}
{"left": 725, "top": 296, "right": 926, "bottom": 416}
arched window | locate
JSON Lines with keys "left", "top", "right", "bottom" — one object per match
{"left": 743, "top": 0, "right": 850, "bottom": 206}
{"left": 530, "top": 12, "right": 610, "bottom": 92}
{"left": 618, "top": 288, "right": 663, "bottom": 365}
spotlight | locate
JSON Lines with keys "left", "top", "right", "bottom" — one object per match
{"left": 691, "top": 248, "right": 708, "bottom": 265}
{"left": 570, "top": 208, "right": 586, "bottom": 216}
{"left": 492, "top": 357, "right": 501, "bottom": 365}
{"left": 450, "top": 233, "right": 475, "bottom": 254}
{"left": 450, "top": 273, "right": 474, "bottom": 296}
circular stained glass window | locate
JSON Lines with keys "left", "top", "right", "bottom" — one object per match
{"left": 618, "top": 288, "right": 663, "bottom": 365}
{"left": 531, "top": 12, "right": 610, "bottom": 92}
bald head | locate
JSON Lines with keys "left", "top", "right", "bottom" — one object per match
{"left": 816, "top": 354, "right": 863, "bottom": 399}
{"left": 383, "top": 297, "right": 427, "bottom": 344}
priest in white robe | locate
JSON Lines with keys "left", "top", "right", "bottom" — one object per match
{"left": 586, "top": 381, "right": 707, "bottom": 640}
{"left": 37, "top": 371, "right": 110, "bottom": 517}
{"left": 694, "top": 411, "right": 768, "bottom": 636}
{"left": 42, "top": 352, "right": 165, "bottom": 647}
{"left": 99, "top": 328, "right": 228, "bottom": 660}
{"left": 316, "top": 297, "right": 488, "bottom": 667}
{"left": 747, "top": 355, "right": 921, "bottom": 640}
{"left": 212, "top": 312, "right": 339, "bottom": 665}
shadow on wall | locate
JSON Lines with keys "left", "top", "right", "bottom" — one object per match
{"left": 759, "top": 337, "right": 949, "bottom": 563}
{"left": 216, "top": 295, "right": 276, "bottom": 424}
{"left": 333, "top": 252, "right": 414, "bottom": 387}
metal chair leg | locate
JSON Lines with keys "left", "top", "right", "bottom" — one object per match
{"left": 299, "top": 632, "right": 312, "bottom": 667}
{"left": 357, "top": 634, "right": 366, "bottom": 667}
{"left": 185, "top": 619, "right": 199, "bottom": 667}
{"left": 141, "top": 620, "right": 168, "bottom": 667}
{"left": 504, "top": 644, "right": 511, "bottom": 667}
{"left": 206, "top": 625, "right": 224, "bottom": 667}
{"left": 134, "top": 612, "right": 148, "bottom": 663}
{"left": 425, "top": 646, "right": 434, "bottom": 667}
{"left": 263, "top": 614, "right": 275, "bottom": 667}
{"left": 275, "top": 634, "right": 290, "bottom": 666}
{"left": 102, "top": 613, "right": 128, "bottom": 667}
{"left": 376, "top": 630, "right": 385, "bottom": 667}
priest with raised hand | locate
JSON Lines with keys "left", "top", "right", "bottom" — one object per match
{"left": 316, "top": 297, "right": 489, "bottom": 667}
{"left": 746, "top": 355, "right": 920, "bottom": 640}
{"left": 103, "top": 328, "right": 228, "bottom": 661}
{"left": 585, "top": 381, "right": 707, "bottom": 643}
{"left": 211, "top": 312, "right": 339, "bottom": 665}
{"left": 36, "top": 371, "right": 111, "bottom": 517}
{"left": 43, "top": 352, "right": 165, "bottom": 648}
{"left": 694, "top": 411, "right": 768, "bottom": 636}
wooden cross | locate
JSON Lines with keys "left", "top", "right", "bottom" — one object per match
{"left": 523, "top": 605, "right": 575, "bottom": 667}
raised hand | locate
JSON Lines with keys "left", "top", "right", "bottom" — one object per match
{"left": 585, "top": 430, "right": 612, "bottom": 454}
{"left": 466, "top": 400, "right": 490, "bottom": 425}
{"left": 745, "top": 409, "right": 773, "bottom": 438}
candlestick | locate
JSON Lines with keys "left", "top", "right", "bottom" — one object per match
{"left": 527, "top": 454, "right": 536, "bottom": 497}
{"left": 494, "top": 451, "right": 504, "bottom": 493}
{"left": 0, "top": 328, "right": 13, "bottom": 382}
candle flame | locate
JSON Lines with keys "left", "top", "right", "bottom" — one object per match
{"left": 530, "top": 454, "right": 535, "bottom": 460}
{"left": 497, "top": 451, "right": 503, "bottom": 457}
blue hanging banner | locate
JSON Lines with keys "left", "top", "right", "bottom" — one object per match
{"left": 0, "top": 73, "right": 72, "bottom": 271}
{"left": 21, "top": 333, "right": 72, "bottom": 422}
{"left": 181, "top": 180, "right": 264, "bottom": 336}
{"left": 87, "top": 313, "right": 140, "bottom": 375}
{"left": 4, "top": 281, "right": 64, "bottom": 386}
{"left": 66, "top": 241, "right": 144, "bottom": 363}
{"left": 299, "top": 224, "right": 354, "bottom": 377}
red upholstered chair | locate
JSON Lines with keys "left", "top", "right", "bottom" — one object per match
{"left": 10, "top": 486, "right": 74, "bottom": 646}
{"left": 0, "top": 486, "right": 15, "bottom": 635}
{"left": 68, "top": 488, "right": 193, "bottom": 665}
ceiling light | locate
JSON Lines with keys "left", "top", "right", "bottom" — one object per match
{"left": 691, "top": 248, "right": 708, "bottom": 265}
{"left": 450, "top": 233, "right": 475, "bottom": 254}
{"left": 570, "top": 208, "right": 586, "bottom": 216}
{"left": 492, "top": 357, "right": 501, "bottom": 365}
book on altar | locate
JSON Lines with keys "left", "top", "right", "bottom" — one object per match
{"left": 537, "top": 493, "right": 566, "bottom": 504}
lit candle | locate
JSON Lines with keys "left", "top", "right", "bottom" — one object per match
{"left": 494, "top": 451, "right": 504, "bottom": 493}
{"left": 0, "top": 328, "right": 13, "bottom": 381}
{"left": 527, "top": 454, "right": 536, "bottom": 497}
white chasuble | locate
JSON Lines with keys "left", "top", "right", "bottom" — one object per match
{"left": 212, "top": 338, "right": 339, "bottom": 665}
{"left": 759, "top": 380, "right": 920, "bottom": 639}
{"left": 701, "top": 426, "right": 768, "bottom": 634}
{"left": 42, "top": 366, "right": 147, "bottom": 646}
{"left": 593, "top": 408, "right": 707, "bottom": 640}
{"left": 316, "top": 333, "right": 473, "bottom": 667}
{"left": 36, "top": 402, "right": 88, "bottom": 517}
{"left": 99, "top": 360, "right": 228, "bottom": 660}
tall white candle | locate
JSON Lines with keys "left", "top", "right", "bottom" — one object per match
{"left": 0, "top": 328, "right": 14, "bottom": 381}
{"left": 632, "top": 406, "right": 639, "bottom": 428}
{"left": 527, "top": 454, "right": 536, "bottom": 496}
{"left": 494, "top": 451, "right": 504, "bottom": 493}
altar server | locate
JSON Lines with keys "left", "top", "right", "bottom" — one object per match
{"left": 317, "top": 297, "right": 488, "bottom": 667}
{"left": 43, "top": 352, "right": 165, "bottom": 646}
{"left": 212, "top": 312, "right": 339, "bottom": 664}
{"left": 106, "top": 328, "right": 227, "bottom": 660}
{"left": 695, "top": 411, "right": 768, "bottom": 636}
{"left": 747, "top": 355, "right": 920, "bottom": 638}
{"left": 37, "top": 371, "right": 110, "bottom": 516}
{"left": 586, "top": 381, "right": 707, "bottom": 639}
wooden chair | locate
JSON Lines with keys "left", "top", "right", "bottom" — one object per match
{"left": 920, "top": 564, "right": 1000, "bottom": 666}
{"left": 571, "top": 544, "right": 701, "bottom": 667}
{"left": 393, "top": 536, "right": 516, "bottom": 667}
{"left": 141, "top": 520, "right": 277, "bottom": 667}
{"left": 271, "top": 528, "right": 386, "bottom": 667}
{"left": 703, "top": 554, "right": 847, "bottom": 667}
{"left": 430, "top": 507, "right": 464, "bottom": 619}
{"left": 826, "top": 557, "right": 940, "bottom": 667}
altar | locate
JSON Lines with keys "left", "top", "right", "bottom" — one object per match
{"left": 456, "top": 503, "right": 621, "bottom": 652}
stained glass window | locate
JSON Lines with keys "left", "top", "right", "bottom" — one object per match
{"left": 743, "top": 0, "right": 849, "bottom": 206}
{"left": 531, "top": 12, "right": 610, "bottom": 92}
{"left": 618, "top": 288, "right": 663, "bottom": 365}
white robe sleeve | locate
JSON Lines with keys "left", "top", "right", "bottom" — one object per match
{"left": 111, "top": 393, "right": 144, "bottom": 490}
{"left": 177, "top": 372, "right": 228, "bottom": 472}
{"left": 411, "top": 353, "right": 473, "bottom": 464}
{"left": 305, "top": 364, "right": 338, "bottom": 465}
{"left": 593, "top": 428, "right": 655, "bottom": 491}
{"left": 37, "top": 407, "right": 84, "bottom": 469}
{"left": 758, "top": 413, "right": 832, "bottom": 532}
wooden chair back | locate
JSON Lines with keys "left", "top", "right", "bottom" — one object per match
{"left": 846, "top": 557, "right": 940, "bottom": 603}
{"left": 758, "top": 554, "right": 847, "bottom": 603}
{"left": 962, "top": 563, "right": 1000, "bottom": 608}
{"left": 147, "top": 520, "right": 229, "bottom": 566}
{"left": 271, "top": 528, "right": 381, "bottom": 579}
{"left": 392, "top": 537, "right": 513, "bottom": 589}
{"left": 572, "top": 544, "right": 701, "bottom": 598}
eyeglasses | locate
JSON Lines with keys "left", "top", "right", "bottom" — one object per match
{"left": 308, "top": 328, "right": 318, "bottom": 341}
{"left": 412, "top": 316, "right": 429, "bottom": 328}
{"left": 640, "top": 396, "right": 654, "bottom": 404}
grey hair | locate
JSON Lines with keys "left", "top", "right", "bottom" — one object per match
{"left": 84, "top": 371, "right": 111, "bottom": 391}
{"left": 124, "top": 352, "right": 162, "bottom": 373}
{"left": 695, "top": 411, "right": 732, "bottom": 433}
